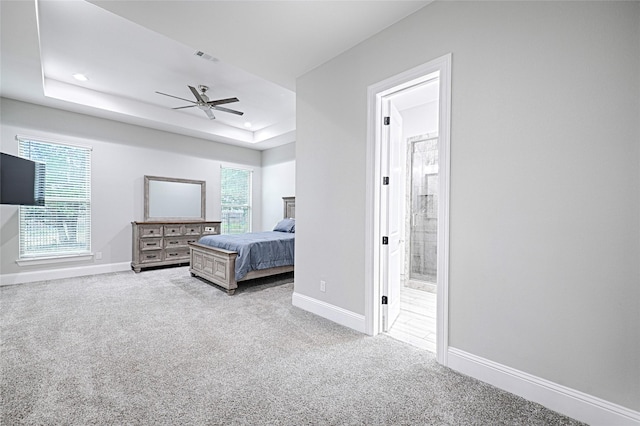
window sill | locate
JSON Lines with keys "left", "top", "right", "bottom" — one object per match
{"left": 16, "top": 253, "right": 95, "bottom": 267}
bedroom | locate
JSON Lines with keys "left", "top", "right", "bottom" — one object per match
{"left": 0, "top": 98, "right": 296, "bottom": 283}
{"left": 1, "top": 1, "right": 639, "bottom": 425}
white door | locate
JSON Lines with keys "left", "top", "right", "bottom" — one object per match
{"left": 382, "top": 100, "right": 403, "bottom": 332}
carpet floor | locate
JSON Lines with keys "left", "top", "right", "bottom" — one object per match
{"left": 1, "top": 267, "right": 583, "bottom": 425}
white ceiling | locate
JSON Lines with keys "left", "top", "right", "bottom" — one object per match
{"left": 0, "top": 0, "right": 431, "bottom": 151}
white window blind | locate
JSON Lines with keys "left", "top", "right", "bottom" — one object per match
{"left": 18, "top": 138, "right": 92, "bottom": 258}
{"left": 221, "top": 167, "right": 252, "bottom": 234}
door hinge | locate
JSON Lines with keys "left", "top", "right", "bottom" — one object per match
{"left": 382, "top": 296, "right": 388, "bottom": 305}
{"left": 384, "top": 116, "right": 390, "bottom": 125}
{"left": 382, "top": 236, "right": 388, "bottom": 245}
{"left": 382, "top": 176, "right": 389, "bottom": 185}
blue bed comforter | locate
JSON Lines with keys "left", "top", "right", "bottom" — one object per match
{"left": 197, "top": 231, "right": 295, "bottom": 280}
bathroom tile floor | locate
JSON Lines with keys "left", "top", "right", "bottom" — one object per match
{"left": 387, "top": 285, "right": 436, "bottom": 353}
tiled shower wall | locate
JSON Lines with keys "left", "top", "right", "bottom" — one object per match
{"left": 405, "top": 134, "right": 438, "bottom": 287}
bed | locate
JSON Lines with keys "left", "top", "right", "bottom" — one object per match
{"left": 189, "top": 197, "right": 295, "bottom": 294}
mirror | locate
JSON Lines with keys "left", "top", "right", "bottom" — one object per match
{"left": 144, "top": 175, "right": 206, "bottom": 221}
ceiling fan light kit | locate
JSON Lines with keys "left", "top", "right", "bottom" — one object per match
{"left": 156, "top": 85, "right": 244, "bottom": 120}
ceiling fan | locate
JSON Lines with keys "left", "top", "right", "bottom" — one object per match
{"left": 155, "top": 85, "right": 243, "bottom": 120}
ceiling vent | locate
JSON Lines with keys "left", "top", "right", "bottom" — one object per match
{"left": 194, "top": 51, "right": 219, "bottom": 63}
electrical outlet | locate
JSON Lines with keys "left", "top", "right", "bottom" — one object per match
{"left": 320, "top": 280, "right": 326, "bottom": 292}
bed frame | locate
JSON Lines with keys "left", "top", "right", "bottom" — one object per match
{"left": 189, "top": 197, "right": 295, "bottom": 295}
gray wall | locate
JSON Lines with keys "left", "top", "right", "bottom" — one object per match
{"left": 261, "top": 142, "right": 296, "bottom": 231}
{"left": 0, "top": 98, "right": 262, "bottom": 278}
{"left": 296, "top": 1, "right": 639, "bottom": 411}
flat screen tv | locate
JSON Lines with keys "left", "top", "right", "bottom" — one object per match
{"left": 0, "top": 152, "right": 45, "bottom": 206}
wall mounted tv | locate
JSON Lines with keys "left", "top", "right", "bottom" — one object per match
{"left": 0, "top": 152, "right": 46, "bottom": 206}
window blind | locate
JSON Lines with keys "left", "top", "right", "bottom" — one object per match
{"left": 18, "top": 138, "right": 92, "bottom": 258}
{"left": 221, "top": 167, "right": 252, "bottom": 234}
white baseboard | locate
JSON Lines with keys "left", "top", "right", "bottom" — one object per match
{"left": 448, "top": 347, "right": 640, "bottom": 426}
{"left": 292, "top": 292, "right": 366, "bottom": 333}
{"left": 0, "top": 262, "right": 132, "bottom": 286}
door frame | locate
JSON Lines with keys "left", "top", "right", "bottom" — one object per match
{"left": 364, "top": 53, "right": 452, "bottom": 366}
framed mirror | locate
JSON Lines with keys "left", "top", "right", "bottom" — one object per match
{"left": 144, "top": 175, "right": 206, "bottom": 222}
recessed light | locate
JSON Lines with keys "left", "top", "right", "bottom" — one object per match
{"left": 72, "top": 73, "right": 89, "bottom": 82}
{"left": 244, "top": 122, "right": 252, "bottom": 128}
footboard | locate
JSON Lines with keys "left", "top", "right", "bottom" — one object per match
{"left": 189, "top": 242, "right": 239, "bottom": 295}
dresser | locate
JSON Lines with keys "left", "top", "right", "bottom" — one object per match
{"left": 131, "top": 221, "right": 221, "bottom": 272}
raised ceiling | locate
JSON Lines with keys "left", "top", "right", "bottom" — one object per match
{"left": 1, "top": 0, "right": 431, "bottom": 150}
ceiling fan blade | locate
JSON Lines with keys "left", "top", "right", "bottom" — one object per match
{"left": 204, "top": 108, "right": 215, "bottom": 120}
{"left": 156, "top": 91, "right": 196, "bottom": 104}
{"left": 206, "top": 97, "right": 239, "bottom": 106}
{"left": 189, "top": 85, "right": 205, "bottom": 103}
{"left": 172, "top": 105, "right": 197, "bottom": 110}
{"left": 212, "top": 106, "right": 244, "bottom": 116}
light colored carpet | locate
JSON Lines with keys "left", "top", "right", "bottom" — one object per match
{"left": 1, "top": 267, "right": 583, "bottom": 425}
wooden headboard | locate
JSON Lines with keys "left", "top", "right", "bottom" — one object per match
{"left": 283, "top": 197, "right": 295, "bottom": 219}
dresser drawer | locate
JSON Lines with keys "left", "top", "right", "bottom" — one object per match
{"left": 184, "top": 236, "right": 199, "bottom": 245}
{"left": 164, "top": 237, "right": 188, "bottom": 249}
{"left": 139, "top": 250, "right": 162, "bottom": 263}
{"left": 165, "top": 248, "right": 189, "bottom": 261}
{"left": 183, "top": 224, "right": 202, "bottom": 235}
{"left": 140, "top": 225, "right": 162, "bottom": 238}
{"left": 140, "top": 239, "right": 162, "bottom": 250}
{"left": 164, "top": 225, "right": 182, "bottom": 236}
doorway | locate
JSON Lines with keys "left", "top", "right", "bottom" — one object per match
{"left": 365, "top": 54, "right": 451, "bottom": 365}
{"left": 384, "top": 82, "right": 439, "bottom": 353}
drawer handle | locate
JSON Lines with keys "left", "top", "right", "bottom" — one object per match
{"left": 146, "top": 255, "right": 157, "bottom": 259}
{"left": 168, "top": 253, "right": 179, "bottom": 257}
{"left": 169, "top": 241, "right": 179, "bottom": 245}
{"left": 147, "top": 242, "right": 157, "bottom": 246}
{"left": 170, "top": 229, "right": 176, "bottom": 233}
{"left": 149, "top": 230, "right": 155, "bottom": 234}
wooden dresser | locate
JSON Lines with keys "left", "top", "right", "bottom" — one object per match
{"left": 131, "top": 221, "right": 221, "bottom": 272}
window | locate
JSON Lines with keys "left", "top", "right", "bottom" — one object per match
{"left": 221, "top": 167, "right": 252, "bottom": 234}
{"left": 18, "top": 137, "right": 92, "bottom": 258}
